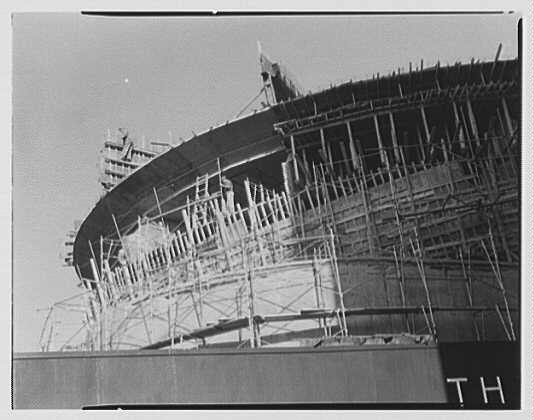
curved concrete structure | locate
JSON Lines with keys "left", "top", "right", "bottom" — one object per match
{"left": 62, "top": 57, "right": 520, "bottom": 353}
{"left": 73, "top": 58, "right": 520, "bottom": 283}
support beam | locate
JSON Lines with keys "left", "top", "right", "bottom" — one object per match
{"left": 489, "top": 43, "right": 502, "bottom": 81}
{"left": 346, "top": 122, "right": 359, "bottom": 170}
{"left": 290, "top": 135, "right": 299, "bottom": 183}
{"left": 338, "top": 141, "right": 351, "bottom": 174}
{"left": 420, "top": 105, "right": 430, "bottom": 143}
{"left": 466, "top": 99, "right": 481, "bottom": 147}
{"left": 326, "top": 141, "right": 334, "bottom": 171}
{"left": 373, "top": 114, "right": 387, "bottom": 165}
{"left": 416, "top": 126, "right": 426, "bottom": 162}
{"left": 181, "top": 208, "right": 195, "bottom": 246}
{"left": 329, "top": 229, "right": 348, "bottom": 336}
{"left": 389, "top": 112, "right": 401, "bottom": 162}
{"left": 501, "top": 97, "right": 514, "bottom": 136}
{"left": 320, "top": 128, "right": 327, "bottom": 162}
{"left": 247, "top": 269, "right": 259, "bottom": 348}
{"left": 452, "top": 102, "right": 466, "bottom": 149}
{"left": 359, "top": 178, "right": 375, "bottom": 256}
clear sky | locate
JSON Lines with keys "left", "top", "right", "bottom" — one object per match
{"left": 12, "top": 12, "right": 519, "bottom": 352}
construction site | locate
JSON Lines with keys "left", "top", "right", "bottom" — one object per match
{"left": 14, "top": 44, "right": 521, "bottom": 408}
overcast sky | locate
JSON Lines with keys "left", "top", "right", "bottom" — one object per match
{"left": 12, "top": 12, "right": 519, "bottom": 352}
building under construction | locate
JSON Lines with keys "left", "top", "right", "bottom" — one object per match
{"left": 14, "top": 46, "right": 520, "bottom": 408}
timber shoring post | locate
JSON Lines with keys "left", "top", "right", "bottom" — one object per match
{"left": 321, "top": 164, "right": 338, "bottom": 238}
{"left": 88, "top": 240, "right": 101, "bottom": 280}
{"left": 290, "top": 135, "right": 299, "bottom": 183}
{"left": 329, "top": 228, "right": 348, "bottom": 336}
{"left": 495, "top": 303, "right": 512, "bottom": 341}
{"left": 386, "top": 134, "right": 410, "bottom": 332}
{"left": 389, "top": 112, "right": 401, "bottom": 162}
{"left": 459, "top": 247, "right": 481, "bottom": 341}
{"left": 246, "top": 250, "right": 259, "bottom": 348}
{"left": 99, "top": 236, "right": 104, "bottom": 296}
{"left": 373, "top": 114, "right": 387, "bottom": 166}
{"left": 89, "top": 257, "right": 106, "bottom": 349}
{"left": 410, "top": 235, "right": 437, "bottom": 338}
{"left": 346, "top": 122, "right": 359, "bottom": 171}
{"left": 39, "top": 306, "right": 54, "bottom": 351}
{"left": 138, "top": 302, "right": 153, "bottom": 345}
{"left": 151, "top": 185, "right": 175, "bottom": 345}
{"left": 481, "top": 226, "right": 516, "bottom": 341}
{"left": 312, "top": 249, "right": 325, "bottom": 331}
{"left": 393, "top": 246, "right": 411, "bottom": 334}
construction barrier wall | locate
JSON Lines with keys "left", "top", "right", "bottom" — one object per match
{"left": 13, "top": 344, "right": 447, "bottom": 408}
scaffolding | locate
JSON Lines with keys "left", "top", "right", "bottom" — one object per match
{"left": 46, "top": 52, "right": 520, "bottom": 351}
